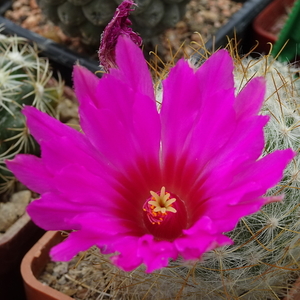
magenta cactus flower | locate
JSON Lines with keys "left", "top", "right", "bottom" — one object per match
{"left": 7, "top": 36, "right": 294, "bottom": 273}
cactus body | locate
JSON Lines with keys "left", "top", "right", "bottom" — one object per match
{"left": 36, "top": 0, "right": 190, "bottom": 45}
{"left": 0, "top": 31, "right": 65, "bottom": 196}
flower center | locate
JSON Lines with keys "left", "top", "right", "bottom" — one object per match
{"left": 143, "top": 187, "right": 177, "bottom": 225}
{"left": 143, "top": 187, "right": 188, "bottom": 240}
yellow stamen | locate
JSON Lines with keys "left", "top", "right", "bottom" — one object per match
{"left": 149, "top": 186, "right": 177, "bottom": 214}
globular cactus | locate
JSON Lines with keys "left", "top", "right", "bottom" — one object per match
{"left": 36, "top": 0, "right": 190, "bottom": 45}
{"left": 0, "top": 29, "right": 65, "bottom": 196}
{"left": 40, "top": 53, "right": 300, "bottom": 300}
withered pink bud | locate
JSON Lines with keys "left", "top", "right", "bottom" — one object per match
{"left": 99, "top": 0, "right": 142, "bottom": 72}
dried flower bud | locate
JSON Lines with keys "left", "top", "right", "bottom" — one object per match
{"left": 98, "top": 0, "right": 142, "bottom": 72}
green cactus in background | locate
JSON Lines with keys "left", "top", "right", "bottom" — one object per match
{"left": 0, "top": 27, "right": 65, "bottom": 197}
{"left": 36, "top": 0, "right": 190, "bottom": 45}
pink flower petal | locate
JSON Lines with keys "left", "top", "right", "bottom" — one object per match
{"left": 231, "top": 149, "right": 295, "bottom": 194}
{"left": 160, "top": 52, "right": 236, "bottom": 191}
{"left": 27, "top": 193, "right": 84, "bottom": 231}
{"left": 6, "top": 155, "right": 53, "bottom": 194}
{"left": 197, "top": 115, "right": 270, "bottom": 197}
{"left": 161, "top": 51, "right": 235, "bottom": 162}
{"left": 23, "top": 106, "right": 80, "bottom": 143}
{"left": 49, "top": 212, "right": 134, "bottom": 261}
{"left": 73, "top": 65, "right": 100, "bottom": 109}
{"left": 198, "top": 149, "right": 295, "bottom": 231}
{"left": 50, "top": 231, "right": 95, "bottom": 261}
{"left": 110, "top": 234, "right": 178, "bottom": 272}
{"left": 160, "top": 59, "right": 203, "bottom": 160}
{"left": 235, "top": 77, "right": 266, "bottom": 120}
{"left": 175, "top": 216, "right": 233, "bottom": 260}
{"left": 80, "top": 103, "right": 137, "bottom": 169}
{"left": 197, "top": 184, "right": 266, "bottom": 232}
{"left": 110, "top": 36, "right": 155, "bottom": 101}
{"left": 21, "top": 107, "right": 107, "bottom": 173}
{"left": 196, "top": 49, "right": 235, "bottom": 94}
{"left": 138, "top": 235, "right": 178, "bottom": 272}
{"left": 75, "top": 64, "right": 161, "bottom": 177}
{"left": 53, "top": 164, "right": 144, "bottom": 224}
{"left": 176, "top": 88, "right": 236, "bottom": 168}
{"left": 39, "top": 134, "right": 108, "bottom": 176}
{"left": 109, "top": 236, "right": 142, "bottom": 271}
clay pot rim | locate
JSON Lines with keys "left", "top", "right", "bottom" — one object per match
{"left": 21, "top": 230, "right": 72, "bottom": 300}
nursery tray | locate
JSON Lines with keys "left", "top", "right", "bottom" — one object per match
{"left": 198, "top": 0, "right": 275, "bottom": 60}
{"left": 1, "top": 0, "right": 274, "bottom": 72}
{"left": 207, "top": 0, "right": 274, "bottom": 47}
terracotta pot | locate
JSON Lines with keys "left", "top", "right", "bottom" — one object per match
{"left": 252, "top": 0, "right": 296, "bottom": 54}
{"left": 21, "top": 231, "right": 72, "bottom": 300}
{"left": 0, "top": 213, "right": 44, "bottom": 300}
{"left": 21, "top": 230, "right": 300, "bottom": 300}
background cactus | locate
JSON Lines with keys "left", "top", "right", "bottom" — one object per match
{"left": 39, "top": 50, "right": 300, "bottom": 300}
{"left": 35, "top": 0, "right": 190, "bottom": 45}
{"left": 0, "top": 28, "right": 66, "bottom": 197}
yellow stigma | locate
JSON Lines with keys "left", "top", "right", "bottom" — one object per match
{"left": 148, "top": 187, "right": 177, "bottom": 214}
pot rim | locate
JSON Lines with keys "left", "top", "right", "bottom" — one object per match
{"left": 21, "top": 230, "right": 72, "bottom": 300}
